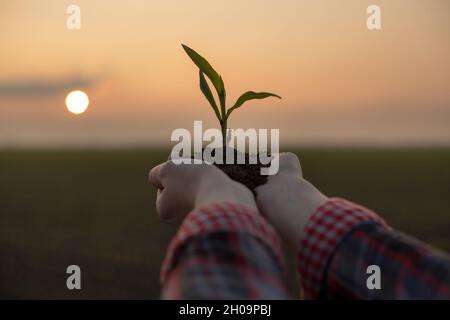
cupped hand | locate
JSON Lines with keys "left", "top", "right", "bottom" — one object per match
{"left": 255, "top": 153, "right": 328, "bottom": 247}
{"left": 149, "top": 159, "right": 257, "bottom": 225}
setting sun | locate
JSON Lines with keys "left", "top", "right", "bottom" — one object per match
{"left": 65, "top": 90, "right": 89, "bottom": 115}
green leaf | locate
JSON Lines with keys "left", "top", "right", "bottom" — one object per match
{"left": 199, "top": 70, "right": 222, "bottom": 122}
{"left": 218, "top": 75, "right": 226, "bottom": 120}
{"left": 226, "top": 91, "right": 281, "bottom": 118}
{"left": 182, "top": 44, "right": 225, "bottom": 97}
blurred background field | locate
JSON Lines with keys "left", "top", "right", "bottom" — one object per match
{"left": 1, "top": 148, "right": 449, "bottom": 299}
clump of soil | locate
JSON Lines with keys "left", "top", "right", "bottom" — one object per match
{"left": 195, "top": 148, "right": 270, "bottom": 192}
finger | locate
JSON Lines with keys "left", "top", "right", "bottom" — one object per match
{"left": 254, "top": 183, "right": 268, "bottom": 201}
{"left": 155, "top": 188, "right": 168, "bottom": 222}
{"left": 149, "top": 162, "right": 166, "bottom": 189}
{"left": 155, "top": 187, "right": 176, "bottom": 225}
{"left": 278, "top": 152, "right": 302, "bottom": 175}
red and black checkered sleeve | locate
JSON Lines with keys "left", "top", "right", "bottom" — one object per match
{"left": 160, "top": 202, "right": 291, "bottom": 299}
{"left": 297, "top": 198, "right": 450, "bottom": 299}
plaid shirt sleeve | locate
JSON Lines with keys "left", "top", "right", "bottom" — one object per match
{"left": 297, "top": 198, "right": 450, "bottom": 299}
{"left": 160, "top": 201, "right": 291, "bottom": 299}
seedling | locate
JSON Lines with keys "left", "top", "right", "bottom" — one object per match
{"left": 182, "top": 44, "right": 281, "bottom": 150}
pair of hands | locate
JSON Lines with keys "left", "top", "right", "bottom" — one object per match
{"left": 149, "top": 153, "right": 328, "bottom": 246}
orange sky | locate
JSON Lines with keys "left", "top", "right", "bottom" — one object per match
{"left": 1, "top": 0, "right": 449, "bottom": 147}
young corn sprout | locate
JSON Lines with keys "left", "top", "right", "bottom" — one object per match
{"left": 182, "top": 44, "right": 281, "bottom": 150}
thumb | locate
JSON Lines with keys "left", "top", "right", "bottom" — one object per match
{"left": 278, "top": 152, "right": 302, "bottom": 176}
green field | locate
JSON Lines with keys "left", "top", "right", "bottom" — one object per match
{"left": 1, "top": 149, "right": 450, "bottom": 299}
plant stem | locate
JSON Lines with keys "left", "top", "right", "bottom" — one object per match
{"left": 221, "top": 118, "right": 227, "bottom": 150}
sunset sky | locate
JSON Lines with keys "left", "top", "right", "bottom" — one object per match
{"left": 1, "top": 0, "right": 449, "bottom": 147}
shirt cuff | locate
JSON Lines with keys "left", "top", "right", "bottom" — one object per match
{"left": 297, "top": 198, "right": 388, "bottom": 299}
{"left": 160, "top": 201, "right": 285, "bottom": 285}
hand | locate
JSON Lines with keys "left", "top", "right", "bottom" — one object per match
{"left": 255, "top": 153, "right": 328, "bottom": 247}
{"left": 149, "top": 159, "right": 257, "bottom": 225}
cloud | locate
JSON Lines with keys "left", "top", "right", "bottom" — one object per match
{"left": 0, "top": 75, "right": 95, "bottom": 97}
